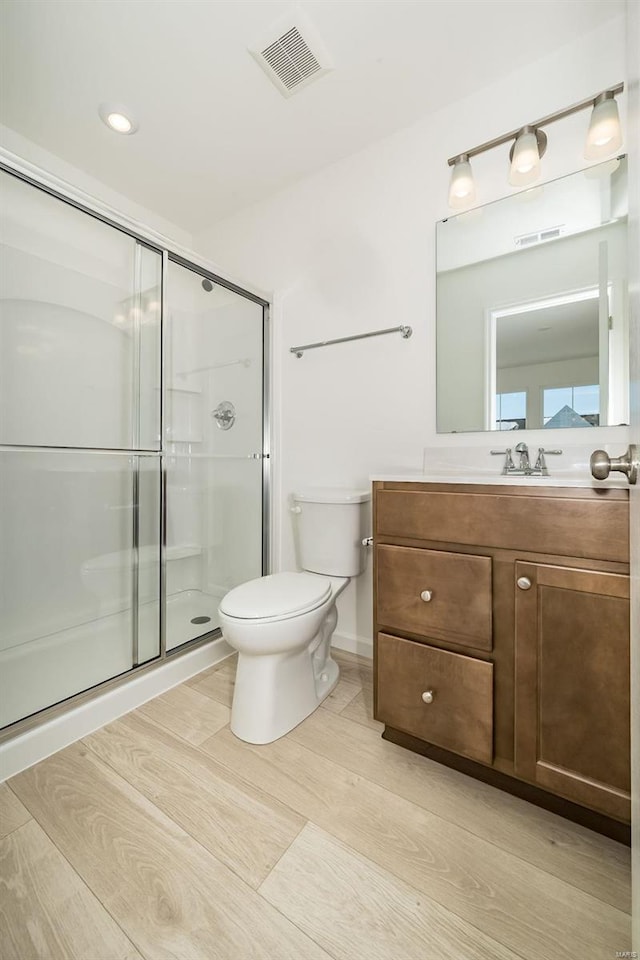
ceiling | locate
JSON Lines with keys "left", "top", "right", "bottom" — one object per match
{"left": 0, "top": 0, "right": 624, "bottom": 233}
{"left": 497, "top": 297, "right": 600, "bottom": 368}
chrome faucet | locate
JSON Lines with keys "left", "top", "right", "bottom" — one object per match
{"left": 515, "top": 442, "right": 530, "bottom": 473}
{"left": 491, "top": 444, "right": 562, "bottom": 477}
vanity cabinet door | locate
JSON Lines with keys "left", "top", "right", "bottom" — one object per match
{"left": 514, "top": 562, "right": 630, "bottom": 822}
{"left": 376, "top": 544, "right": 492, "bottom": 651}
{"left": 376, "top": 633, "right": 493, "bottom": 764}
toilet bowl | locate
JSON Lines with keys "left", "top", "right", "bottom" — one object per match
{"left": 218, "top": 487, "right": 370, "bottom": 744}
{"left": 219, "top": 572, "right": 348, "bottom": 743}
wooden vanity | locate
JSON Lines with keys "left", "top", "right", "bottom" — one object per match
{"left": 372, "top": 480, "right": 631, "bottom": 841}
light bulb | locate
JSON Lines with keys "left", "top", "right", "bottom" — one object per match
{"left": 98, "top": 102, "right": 138, "bottom": 135}
{"left": 107, "top": 112, "right": 132, "bottom": 134}
{"left": 448, "top": 154, "right": 476, "bottom": 210}
{"left": 585, "top": 93, "right": 622, "bottom": 160}
{"left": 509, "top": 127, "right": 542, "bottom": 186}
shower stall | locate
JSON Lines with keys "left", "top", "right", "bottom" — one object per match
{"left": 0, "top": 163, "right": 269, "bottom": 732}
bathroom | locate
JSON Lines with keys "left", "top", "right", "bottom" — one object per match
{"left": 0, "top": 1, "right": 638, "bottom": 957}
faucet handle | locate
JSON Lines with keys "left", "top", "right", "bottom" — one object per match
{"left": 533, "top": 447, "right": 563, "bottom": 475}
{"left": 490, "top": 448, "right": 514, "bottom": 474}
{"left": 534, "top": 447, "right": 562, "bottom": 465}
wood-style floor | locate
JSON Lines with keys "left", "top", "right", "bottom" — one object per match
{"left": 0, "top": 650, "right": 631, "bottom": 960}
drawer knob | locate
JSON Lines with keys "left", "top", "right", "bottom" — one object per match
{"left": 421, "top": 690, "right": 434, "bottom": 704}
{"left": 420, "top": 590, "right": 433, "bottom": 602}
{"left": 517, "top": 576, "right": 532, "bottom": 591}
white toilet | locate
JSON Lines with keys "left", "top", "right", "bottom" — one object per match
{"left": 218, "top": 487, "right": 370, "bottom": 744}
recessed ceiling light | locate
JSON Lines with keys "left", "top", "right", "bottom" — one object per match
{"left": 98, "top": 102, "right": 138, "bottom": 135}
{"left": 107, "top": 112, "right": 132, "bottom": 133}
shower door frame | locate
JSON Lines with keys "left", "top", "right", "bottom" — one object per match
{"left": 0, "top": 153, "right": 271, "bottom": 738}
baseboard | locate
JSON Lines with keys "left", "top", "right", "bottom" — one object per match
{"left": 331, "top": 631, "right": 373, "bottom": 660}
{"left": 0, "top": 637, "right": 233, "bottom": 782}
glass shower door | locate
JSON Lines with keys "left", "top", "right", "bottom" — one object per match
{"left": 164, "top": 258, "right": 265, "bottom": 648}
{"left": 0, "top": 169, "right": 162, "bottom": 728}
{"left": 0, "top": 451, "right": 161, "bottom": 726}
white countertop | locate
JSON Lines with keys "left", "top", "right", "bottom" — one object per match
{"left": 370, "top": 472, "right": 627, "bottom": 488}
{"left": 369, "top": 443, "right": 629, "bottom": 489}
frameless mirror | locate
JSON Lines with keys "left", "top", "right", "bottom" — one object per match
{"left": 436, "top": 157, "right": 628, "bottom": 433}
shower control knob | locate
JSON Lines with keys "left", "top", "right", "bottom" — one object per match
{"left": 212, "top": 400, "right": 236, "bottom": 431}
{"left": 420, "top": 590, "right": 433, "bottom": 602}
{"left": 421, "top": 690, "right": 434, "bottom": 704}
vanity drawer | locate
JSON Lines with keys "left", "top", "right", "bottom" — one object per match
{"left": 376, "top": 544, "right": 492, "bottom": 650}
{"left": 377, "top": 633, "right": 493, "bottom": 764}
{"left": 375, "top": 488, "right": 629, "bottom": 563}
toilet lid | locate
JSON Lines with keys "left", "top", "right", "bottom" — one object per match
{"left": 219, "top": 572, "right": 332, "bottom": 620}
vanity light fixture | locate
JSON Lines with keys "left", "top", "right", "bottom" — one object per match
{"left": 447, "top": 83, "right": 623, "bottom": 209}
{"left": 98, "top": 102, "right": 139, "bottom": 135}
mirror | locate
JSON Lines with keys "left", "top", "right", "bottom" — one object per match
{"left": 436, "top": 157, "right": 628, "bottom": 433}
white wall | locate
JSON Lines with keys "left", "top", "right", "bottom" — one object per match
{"left": 195, "top": 15, "right": 630, "bottom": 653}
{"left": 0, "top": 123, "right": 192, "bottom": 249}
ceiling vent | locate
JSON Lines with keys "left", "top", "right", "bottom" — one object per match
{"left": 249, "top": 13, "right": 333, "bottom": 98}
{"left": 515, "top": 225, "right": 563, "bottom": 248}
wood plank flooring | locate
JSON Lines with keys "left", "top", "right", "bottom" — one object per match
{"left": 1, "top": 650, "right": 632, "bottom": 960}
{"left": 0, "top": 782, "right": 31, "bottom": 840}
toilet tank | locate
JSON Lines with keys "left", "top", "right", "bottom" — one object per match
{"left": 293, "top": 487, "right": 371, "bottom": 577}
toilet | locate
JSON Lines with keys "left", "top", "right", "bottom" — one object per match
{"left": 218, "top": 487, "right": 370, "bottom": 744}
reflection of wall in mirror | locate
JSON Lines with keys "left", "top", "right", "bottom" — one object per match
{"left": 436, "top": 220, "right": 627, "bottom": 433}
{"left": 497, "top": 357, "right": 599, "bottom": 429}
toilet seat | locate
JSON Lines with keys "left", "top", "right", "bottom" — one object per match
{"left": 219, "top": 572, "right": 332, "bottom": 623}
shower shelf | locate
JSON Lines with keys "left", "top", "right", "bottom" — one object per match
{"left": 166, "top": 544, "right": 202, "bottom": 561}
{"left": 157, "top": 385, "right": 203, "bottom": 395}
{"left": 165, "top": 434, "right": 203, "bottom": 443}
{"left": 82, "top": 543, "right": 202, "bottom": 571}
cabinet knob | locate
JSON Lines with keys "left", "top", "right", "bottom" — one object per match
{"left": 420, "top": 590, "right": 433, "bottom": 602}
{"left": 421, "top": 690, "right": 434, "bottom": 704}
{"left": 517, "top": 576, "right": 532, "bottom": 591}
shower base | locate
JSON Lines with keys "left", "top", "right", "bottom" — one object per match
{"left": 164, "top": 588, "right": 223, "bottom": 650}
{"left": 0, "top": 588, "right": 224, "bottom": 728}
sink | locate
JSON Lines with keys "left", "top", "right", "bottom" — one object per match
{"left": 370, "top": 442, "right": 630, "bottom": 488}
